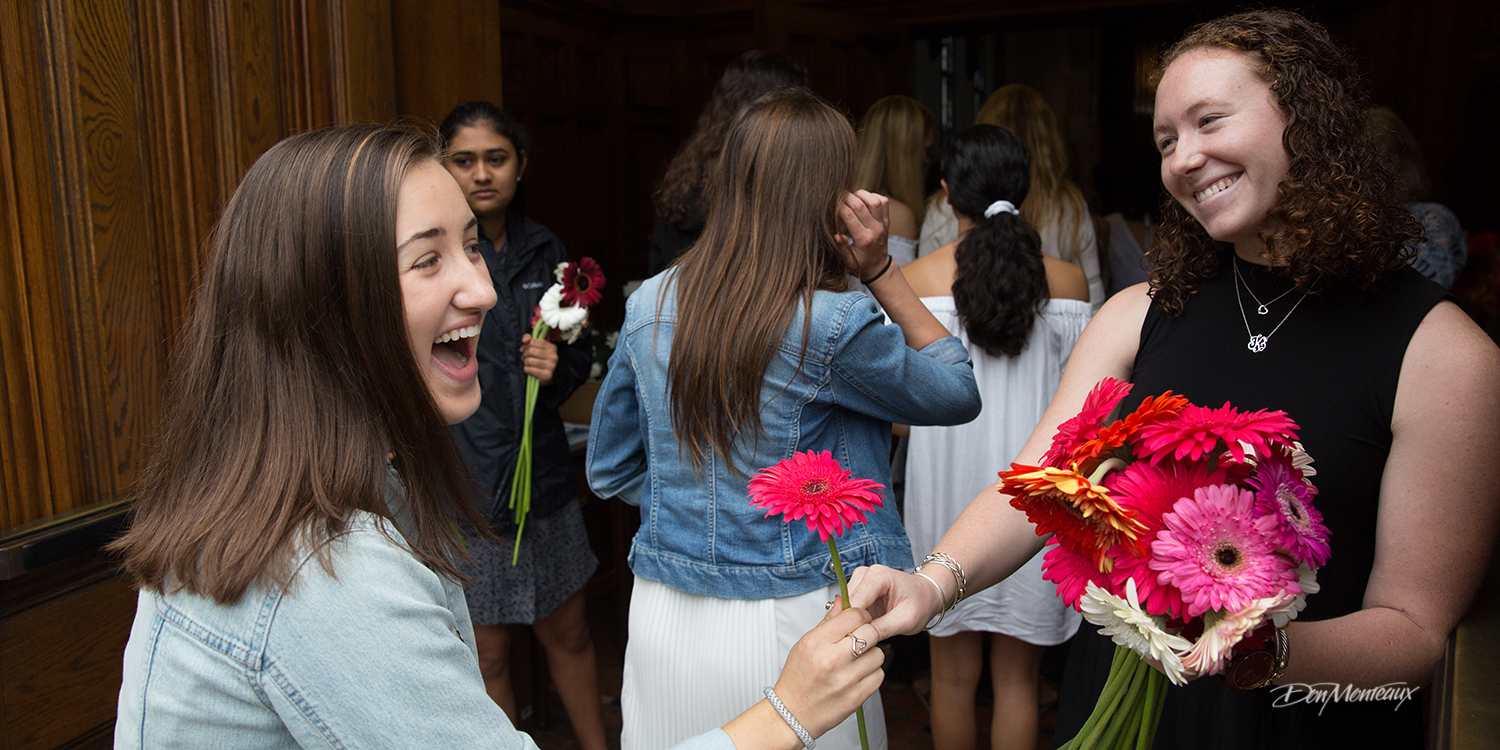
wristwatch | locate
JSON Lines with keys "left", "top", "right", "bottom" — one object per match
{"left": 1224, "top": 626, "right": 1289, "bottom": 691}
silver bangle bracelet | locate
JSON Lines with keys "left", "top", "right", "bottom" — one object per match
{"left": 912, "top": 570, "right": 951, "bottom": 631}
{"left": 920, "top": 552, "right": 968, "bottom": 604}
{"left": 763, "top": 686, "right": 815, "bottom": 749}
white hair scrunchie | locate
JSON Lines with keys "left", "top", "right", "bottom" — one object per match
{"left": 983, "top": 200, "right": 1019, "bottom": 218}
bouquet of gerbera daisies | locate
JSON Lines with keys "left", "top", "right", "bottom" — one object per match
{"left": 999, "top": 378, "right": 1328, "bottom": 749}
{"left": 509, "top": 258, "right": 605, "bottom": 564}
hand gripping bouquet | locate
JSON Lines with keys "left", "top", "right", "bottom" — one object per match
{"left": 509, "top": 258, "right": 605, "bottom": 564}
{"left": 999, "top": 378, "right": 1329, "bottom": 749}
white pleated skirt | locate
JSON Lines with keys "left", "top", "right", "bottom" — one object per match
{"left": 621, "top": 576, "right": 887, "bottom": 750}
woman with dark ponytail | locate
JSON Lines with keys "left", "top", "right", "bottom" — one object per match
{"left": 901, "top": 124, "right": 1089, "bottom": 750}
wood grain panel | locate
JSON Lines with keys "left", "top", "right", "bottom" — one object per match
{"left": 0, "top": 0, "right": 93, "bottom": 529}
{"left": 333, "top": 0, "right": 396, "bottom": 123}
{"left": 0, "top": 576, "right": 135, "bottom": 749}
{"left": 391, "top": 0, "right": 503, "bottom": 126}
{"left": 69, "top": 0, "right": 168, "bottom": 494}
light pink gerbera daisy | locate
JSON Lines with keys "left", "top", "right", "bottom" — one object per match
{"left": 1149, "top": 485, "right": 1301, "bottom": 618}
{"left": 1041, "top": 378, "right": 1133, "bottom": 467}
{"left": 1041, "top": 539, "right": 1114, "bottom": 611}
{"left": 1178, "top": 593, "right": 1292, "bottom": 676}
{"left": 747, "top": 450, "right": 884, "bottom": 541}
{"left": 1247, "top": 446, "right": 1331, "bottom": 567}
{"left": 1137, "top": 403, "right": 1299, "bottom": 465}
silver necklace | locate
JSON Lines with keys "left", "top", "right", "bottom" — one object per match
{"left": 1234, "top": 259, "right": 1298, "bottom": 314}
{"left": 1232, "top": 260, "right": 1306, "bottom": 353}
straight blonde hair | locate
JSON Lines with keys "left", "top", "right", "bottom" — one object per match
{"left": 852, "top": 95, "right": 933, "bottom": 219}
{"left": 975, "top": 84, "right": 1089, "bottom": 263}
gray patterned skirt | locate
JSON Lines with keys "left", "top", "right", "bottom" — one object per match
{"left": 459, "top": 499, "right": 599, "bottom": 626}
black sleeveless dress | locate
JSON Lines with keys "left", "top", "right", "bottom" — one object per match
{"left": 1054, "top": 252, "right": 1449, "bottom": 749}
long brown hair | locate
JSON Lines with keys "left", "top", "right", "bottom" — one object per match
{"left": 653, "top": 51, "right": 809, "bottom": 224}
{"left": 852, "top": 95, "right": 933, "bottom": 216}
{"left": 666, "top": 88, "right": 853, "bottom": 472}
{"left": 111, "top": 125, "right": 489, "bottom": 603}
{"left": 974, "top": 85, "right": 1090, "bottom": 264}
{"left": 1147, "top": 9, "right": 1418, "bottom": 315}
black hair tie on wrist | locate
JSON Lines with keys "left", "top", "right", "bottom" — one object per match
{"left": 860, "top": 254, "right": 894, "bottom": 285}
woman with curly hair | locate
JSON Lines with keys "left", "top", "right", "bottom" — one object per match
{"left": 847, "top": 9, "right": 1500, "bottom": 748}
{"left": 853, "top": 95, "right": 934, "bottom": 265}
{"left": 648, "top": 50, "right": 808, "bottom": 276}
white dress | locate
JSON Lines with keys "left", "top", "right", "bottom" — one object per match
{"left": 918, "top": 200, "right": 1105, "bottom": 312}
{"left": 904, "top": 296, "right": 1090, "bottom": 643}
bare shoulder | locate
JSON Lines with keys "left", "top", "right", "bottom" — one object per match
{"left": 888, "top": 200, "right": 919, "bottom": 241}
{"left": 1044, "top": 255, "right": 1090, "bottom": 302}
{"left": 903, "top": 243, "right": 956, "bottom": 298}
{"left": 1394, "top": 301, "right": 1500, "bottom": 430}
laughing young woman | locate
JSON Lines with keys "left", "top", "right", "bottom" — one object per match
{"left": 850, "top": 10, "right": 1500, "bottom": 749}
{"left": 111, "top": 124, "right": 885, "bottom": 750}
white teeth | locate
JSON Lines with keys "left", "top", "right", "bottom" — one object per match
{"left": 1195, "top": 175, "right": 1238, "bottom": 202}
{"left": 433, "top": 325, "right": 480, "bottom": 345}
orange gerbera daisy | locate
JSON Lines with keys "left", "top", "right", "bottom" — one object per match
{"left": 1000, "top": 464, "right": 1148, "bottom": 572}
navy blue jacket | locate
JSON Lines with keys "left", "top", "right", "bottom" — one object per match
{"left": 450, "top": 213, "right": 591, "bottom": 529}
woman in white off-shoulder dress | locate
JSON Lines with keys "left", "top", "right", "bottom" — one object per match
{"left": 901, "top": 124, "right": 1089, "bottom": 750}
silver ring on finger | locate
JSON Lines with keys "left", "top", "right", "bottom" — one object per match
{"left": 850, "top": 634, "right": 869, "bottom": 658}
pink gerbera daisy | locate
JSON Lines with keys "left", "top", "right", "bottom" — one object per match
{"left": 747, "top": 450, "right": 884, "bottom": 541}
{"left": 1041, "top": 540, "right": 1113, "bottom": 611}
{"left": 1104, "top": 459, "right": 1229, "bottom": 545}
{"left": 1041, "top": 378, "right": 1132, "bottom": 467}
{"left": 558, "top": 257, "right": 606, "bottom": 308}
{"left": 1247, "top": 446, "right": 1331, "bottom": 566}
{"left": 1137, "top": 403, "right": 1299, "bottom": 465}
{"left": 1149, "top": 484, "right": 1301, "bottom": 618}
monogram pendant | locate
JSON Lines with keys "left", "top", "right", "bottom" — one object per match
{"left": 1257, "top": 304, "right": 1270, "bottom": 315}
{"left": 1247, "top": 334, "right": 1269, "bottom": 353}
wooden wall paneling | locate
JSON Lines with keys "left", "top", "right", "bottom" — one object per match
{"left": 64, "top": 0, "right": 171, "bottom": 498}
{"left": 276, "top": 0, "right": 335, "bottom": 133}
{"left": 135, "top": 0, "right": 223, "bottom": 330}
{"left": 0, "top": 575, "right": 136, "bottom": 748}
{"left": 391, "top": 0, "right": 503, "bottom": 127}
{"left": 2, "top": 0, "right": 101, "bottom": 528}
{"left": 207, "top": 0, "right": 287, "bottom": 194}
{"left": 329, "top": 0, "right": 396, "bottom": 124}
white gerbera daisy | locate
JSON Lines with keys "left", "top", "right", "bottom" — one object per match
{"left": 539, "top": 285, "right": 587, "bottom": 332}
{"left": 1269, "top": 563, "right": 1319, "bottom": 628}
{"left": 1079, "top": 579, "right": 1192, "bottom": 686}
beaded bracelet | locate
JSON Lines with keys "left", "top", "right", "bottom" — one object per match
{"left": 763, "top": 686, "right": 815, "bottom": 749}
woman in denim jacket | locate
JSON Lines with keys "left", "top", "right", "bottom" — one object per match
{"left": 588, "top": 89, "right": 982, "bottom": 750}
{"left": 111, "top": 124, "right": 885, "bottom": 749}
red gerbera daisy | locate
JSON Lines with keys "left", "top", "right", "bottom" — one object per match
{"left": 1136, "top": 403, "right": 1298, "bottom": 465}
{"left": 1000, "top": 464, "right": 1146, "bottom": 572}
{"left": 1042, "top": 378, "right": 1133, "bottom": 467}
{"left": 747, "top": 450, "right": 884, "bottom": 541}
{"left": 1104, "top": 458, "right": 1229, "bottom": 544}
{"left": 1107, "top": 544, "right": 1189, "bottom": 620}
{"left": 559, "top": 257, "right": 606, "bottom": 308}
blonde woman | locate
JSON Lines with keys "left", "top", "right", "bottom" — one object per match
{"left": 853, "top": 95, "right": 934, "bottom": 265}
{"left": 919, "top": 85, "right": 1104, "bottom": 309}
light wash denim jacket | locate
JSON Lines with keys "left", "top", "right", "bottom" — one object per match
{"left": 587, "top": 273, "right": 981, "bottom": 599}
{"left": 115, "top": 468, "right": 732, "bottom": 750}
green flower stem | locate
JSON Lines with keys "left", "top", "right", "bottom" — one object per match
{"left": 826, "top": 537, "right": 870, "bottom": 750}
{"left": 510, "top": 320, "right": 548, "bottom": 565}
{"left": 1063, "top": 646, "right": 1133, "bottom": 749}
{"left": 1136, "top": 668, "right": 1164, "bottom": 750}
{"left": 1096, "top": 655, "right": 1147, "bottom": 749}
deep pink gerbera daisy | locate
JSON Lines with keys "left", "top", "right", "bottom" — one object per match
{"left": 1041, "top": 539, "right": 1114, "bottom": 611}
{"left": 1247, "top": 446, "right": 1331, "bottom": 566}
{"left": 559, "top": 257, "right": 606, "bottom": 308}
{"left": 747, "top": 450, "right": 884, "bottom": 541}
{"left": 1042, "top": 378, "right": 1133, "bottom": 467}
{"left": 1137, "top": 403, "right": 1299, "bottom": 466}
{"left": 1104, "top": 459, "right": 1229, "bottom": 543}
{"left": 1148, "top": 484, "right": 1301, "bottom": 618}
{"left": 1108, "top": 544, "right": 1188, "bottom": 620}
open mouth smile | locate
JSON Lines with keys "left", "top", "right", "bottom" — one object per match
{"left": 432, "top": 325, "right": 480, "bottom": 375}
{"left": 1195, "top": 174, "right": 1240, "bottom": 203}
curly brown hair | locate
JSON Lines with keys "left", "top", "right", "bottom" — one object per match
{"left": 653, "top": 51, "right": 809, "bottom": 224}
{"left": 1147, "top": 9, "right": 1419, "bottom": 316}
